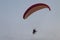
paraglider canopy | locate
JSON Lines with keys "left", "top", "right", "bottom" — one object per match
{"left": 23, "top": 3, "right": 51, "bottom": 19}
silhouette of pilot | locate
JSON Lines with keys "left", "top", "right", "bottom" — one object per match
{"left": 33, "top": 29, "right": 37, "bottom": 34}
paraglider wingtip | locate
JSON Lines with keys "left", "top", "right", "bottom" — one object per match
{"left": 23, "top": 18, "right": 25, "bottom": 20}
{"left": 48, "top": 6, "right": 51, "bottom": 11}
{"left": 23, "top": 17, "right": 26, "bottom": 20}
{"left": 23, "top": 16, "right": 25, "bottom": 20}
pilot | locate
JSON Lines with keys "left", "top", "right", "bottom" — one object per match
{"left": 33, "top": 29, "right": 37, "bottom": 34}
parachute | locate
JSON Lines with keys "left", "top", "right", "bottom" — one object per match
{"left": 23, "top": 3, "right": 51, "bottom": 19}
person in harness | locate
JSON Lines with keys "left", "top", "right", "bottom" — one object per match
{"left": 32, "top": 29, "right": 37, "bottom": 34}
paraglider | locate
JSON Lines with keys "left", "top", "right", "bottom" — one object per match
{"left": 23, "top": 3, "right": 51, "bottom": 34}
{"left": 23, "top": 3, "right": 51, "bottom": 19}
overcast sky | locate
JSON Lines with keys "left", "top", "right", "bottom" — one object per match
{"left": 0, "top": 0, "right": 60, "bottom": 40}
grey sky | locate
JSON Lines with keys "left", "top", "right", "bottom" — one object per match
{"left": 0, "top": 0, "right": 60, "bottom": 40}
